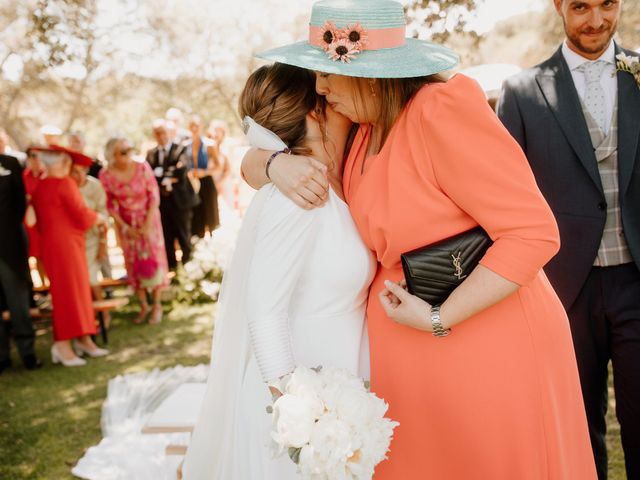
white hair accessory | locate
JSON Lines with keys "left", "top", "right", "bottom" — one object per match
{"left": 242, "top": 116, "right": 288, "bottom": 151}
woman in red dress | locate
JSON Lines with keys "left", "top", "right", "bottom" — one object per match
{"left": 22, "top": 148, "right": 47, "bottom": 284}
{"left": 32, "top": 145, "right": 109, "bottom": 367}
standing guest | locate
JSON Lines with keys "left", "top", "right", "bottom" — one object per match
{"left": 207, "top": 119, "right": 232, "bottom": 196}
{"left": 70, "top": 163, "right": 111, "bottom": 328}
{"left": 67, "top": 131, "right": 112, "bottom": 280}
{"left": 241, "top": 0, "right": 596, "bottom": 478}
{"left": 146, "top": 120, "right": 200, "bottom": 270}
{"left": 186, "top": 115, "right": 220, "bottom": 238}
{"left": 22, "top": 148, "right": 48, "bottom": 285}
{"left": 31, "top": 145, "right": 109, "bottom": 367}
{"left": 68, "top": 131, "right": 104, "bottom": 179}
{"left": 40, "top": 125, "right": 62, "bottom": 147}
{"left": 165, "top": 107, "right": 190, "bottom": 144}
{"left": 0, "top": 152, "right": 41, "bottom": 374}
{"left": 498, "top": 1, "right": 640, "bottom": 478}
{"left": 101, "top": 138, "right": 168, "bottom": 325}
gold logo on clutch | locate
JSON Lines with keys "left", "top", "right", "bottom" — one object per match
{"left": 451, "top": 252, "right": 466, "bottom": 280}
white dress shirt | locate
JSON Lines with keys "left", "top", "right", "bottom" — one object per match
{"left": 562, "top": 40, "right": 617, "bottom": 135}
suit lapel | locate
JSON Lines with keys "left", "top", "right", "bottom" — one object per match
{"left": 616, "top": 45, "right": 640, "bottom": 196}
{"left": 164, "top": 143, "right": 174, "bottom": 169}
{"left": 536, "top": 48, "right": 603, "bottom": 193}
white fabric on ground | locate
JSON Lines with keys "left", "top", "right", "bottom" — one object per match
{"left": 72, "top": 364, "right": 208, "bottom": 480}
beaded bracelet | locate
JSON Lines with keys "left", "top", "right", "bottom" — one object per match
{"left": 265, "top": 148, "right": 292, "bottom": 180}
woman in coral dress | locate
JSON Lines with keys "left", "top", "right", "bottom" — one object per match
{"left": 242, "top": 0, "right": 597, "bottom": 478}
{"left": 32, "top": 145, "right": 109, "bottom": 367}
{"left": 100, "top": 138, "right": 168, "bottom": 324}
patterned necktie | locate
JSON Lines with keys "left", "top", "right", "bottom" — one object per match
{"left": 579, "top": 60, "right": 608, "bottom": 132}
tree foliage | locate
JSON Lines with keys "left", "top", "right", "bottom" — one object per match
{"left": 405, "top": 0, "right": 480, "bottom": 43}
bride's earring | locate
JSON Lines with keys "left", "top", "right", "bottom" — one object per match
{"left": 369, "top": 79, "right": 377, "bottom": 97}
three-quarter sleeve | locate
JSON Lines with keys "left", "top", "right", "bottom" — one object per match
{"left": 63, "top": 179, "right": 97, "bottom": 231}
{"left": 422, "top": 75, "right": 560, "bottom": 286}
{"left": 246, "top": 187, "right": 319, "bottom": 383}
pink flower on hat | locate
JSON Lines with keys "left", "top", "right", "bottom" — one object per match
{"left": 318, "top": 21, "right": 341, "bottom": 51}
{"left": 327, "top": 38, "right": 360, "bottom": 63}
{"left": 344, "top": 23, "right": 368, "bottom": 49}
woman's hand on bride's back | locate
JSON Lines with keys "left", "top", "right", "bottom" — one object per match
{"left": 241, "top": 148, "right": 330, "bottom": 209}
{"left": 269, "top": 153, "right": 330, "bottom": 210}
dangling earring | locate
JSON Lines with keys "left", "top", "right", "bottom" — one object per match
{"left": 369, "top": 79, "right": 377, "bottom": 97}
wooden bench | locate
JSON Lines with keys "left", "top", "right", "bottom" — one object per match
{"left": 32, "top": 278, "right": 130, "bottom": 295}
{"left": 93, "top": 297, "right": 129, "bottom": 344}
{"left": 2, "top": 297, "right": 129, "bottom": 345}
{"left": 141, "top": 383, "right": 207, "bottom": 457}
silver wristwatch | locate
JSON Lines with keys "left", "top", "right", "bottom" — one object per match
{"left": 430, "top": 305, "right": 451, "bottom": 338}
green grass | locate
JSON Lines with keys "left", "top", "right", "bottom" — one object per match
{"left": 0, "top": 300, "right": 628, "bottom": 479}
{"left": 0, "top": 300, "right": 214, "bottom": 480}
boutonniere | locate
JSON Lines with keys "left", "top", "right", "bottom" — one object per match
{"left": 615, "top": 52, "right": 640, "bottom": 89}
{"left": 0, "top": 165, "right": 12, "bottom": 177}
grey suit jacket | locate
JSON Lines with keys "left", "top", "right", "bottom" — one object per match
{"left": 497, "top": 44, "right": 640, "bottom": 309}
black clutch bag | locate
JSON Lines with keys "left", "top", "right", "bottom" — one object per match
{"left": 400, "top": 227, "right": 493, "bottom": 305}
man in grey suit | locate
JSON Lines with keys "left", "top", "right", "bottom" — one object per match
{"left": 498, "top": 1, "right": 639, "bottom": 478}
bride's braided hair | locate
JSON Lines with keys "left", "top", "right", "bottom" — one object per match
{"left": 238, "top": 63, "right": 326, "bottom": 156}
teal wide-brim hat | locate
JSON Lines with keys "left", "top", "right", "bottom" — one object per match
{"left": 257, "top": 0, "right": 459, "bottom": 79}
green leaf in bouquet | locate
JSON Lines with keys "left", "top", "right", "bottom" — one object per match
{"left": 364, "top": 380, "right": 371, "bottom": 390}
{"left": 288, "top": 447, "right": 302, "bottom": 464}
{"left": 266, "top": 405, "right": 273, "bottom": 414}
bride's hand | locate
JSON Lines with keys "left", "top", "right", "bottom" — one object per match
{"left": 379, "top": 280, "right": 433, "bottom": 332}
{"left": 269, "top": 152, "right": 330, "bottom": 210}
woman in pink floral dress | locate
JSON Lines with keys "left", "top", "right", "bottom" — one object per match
{"left": 99, "top": 137, "right": 168, "bottom": 324}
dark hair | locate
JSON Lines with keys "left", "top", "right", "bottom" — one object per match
{"left": 238, "top": 63, "right": 325, "bottom": 156}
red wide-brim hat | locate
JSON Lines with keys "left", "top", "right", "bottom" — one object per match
{"left": 29, "top": 144, "right": 94, "bottom": 167}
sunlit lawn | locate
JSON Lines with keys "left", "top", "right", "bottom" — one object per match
{"left": 0, "top": 300, "right": 214, "bottom": 480}
{"left": 0, "top": 299, "right": 627, "bottom": 479}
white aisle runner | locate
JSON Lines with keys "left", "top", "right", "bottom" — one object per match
{"left": 72, "top": 365, "right": 208, "bottom": 480}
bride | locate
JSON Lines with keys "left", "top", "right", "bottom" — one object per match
{"left": 181, "top": 63, "right": 376, "bottom": 479}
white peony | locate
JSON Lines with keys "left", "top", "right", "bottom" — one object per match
{"left": 335, "top": 387, "right": 377, "bottom": 428}
{"left": 269, "top": 365, "right": 399, "bottom": 479}
{"left": 285, "top": 366, "right": 325, "bottom": 402}
{"left": 271, "top": 393, "right": 320, "bottom": 449}
{"left": 309, "top": 412, "right": 354, "bottom": 466}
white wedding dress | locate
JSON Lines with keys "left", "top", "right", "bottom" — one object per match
{"left": 182, "top": 182, "right": 376, "bottom": 479}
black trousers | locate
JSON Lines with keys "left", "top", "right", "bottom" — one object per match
{"left": 568, "top": 263, "right": 640, "bottom": 480}
{"left": 0, "top": 258, "right": 35, "bottom": 364}
{"left": 160, "top": 201, "right": 193, "bottom": 270}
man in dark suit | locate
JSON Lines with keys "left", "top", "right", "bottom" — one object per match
{"left": 146, "top": 119, "right": 200, "bottom": 270}
{"left": 497, "top": 1, "right": 640, "bottom": 478}
{"left": 0, "top": 153, "right": 41, "bottom": 374}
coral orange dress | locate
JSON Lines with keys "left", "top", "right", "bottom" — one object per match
{"left": 343, "top": 75, "right": 596, "bottom": 479}
{"left": 33, "top": 177, "right": 97, "bottom": 341}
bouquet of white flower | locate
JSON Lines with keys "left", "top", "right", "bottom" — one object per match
{"left": 268, "top": 366, "right": 399, "bottom": 480}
